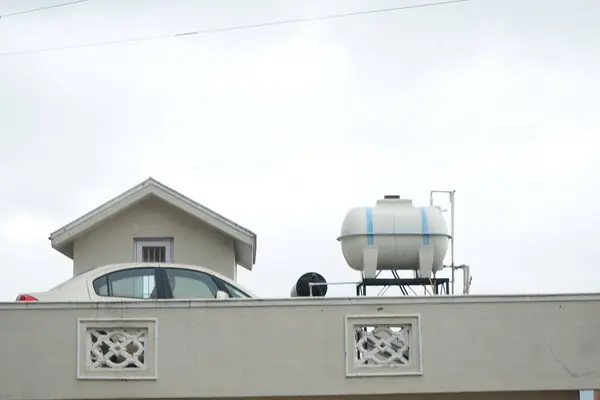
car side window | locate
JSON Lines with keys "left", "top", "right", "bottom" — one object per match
{"left": 164, "top": 268, "right": 220, "bottom": 299}
{"left": 93, "top": 268, "right": 157, "bottom": 299}
{"left": 217, "top": 279, "right": 251, "bottom": 298}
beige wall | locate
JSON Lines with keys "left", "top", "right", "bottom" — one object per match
{"left": 0, "top": 294, "right": 598, "bottom": 400}
{"left": 72, "top": 196, "right": 236, "bottom": 278}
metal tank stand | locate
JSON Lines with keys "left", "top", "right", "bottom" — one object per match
{"left": 355, "top": 270, "right": 450, "bottom": 296}
{"left": 356, "top": 277, "right": 450, "bottom": 296}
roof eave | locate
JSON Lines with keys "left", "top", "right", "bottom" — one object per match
{"left": 235, "top": 234, "right": 257, "bottom": 270}
{"left": 49, "top": 179, "right": 153, "bottom": 242}
{"left": 52, "top": 241, "right": 74, "bottom": 259}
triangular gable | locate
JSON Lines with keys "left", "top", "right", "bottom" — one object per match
{"left": 49, "top": 177, "right": 257, "bottom": 270}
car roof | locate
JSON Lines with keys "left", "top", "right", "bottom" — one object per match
{"left": 51, "top": 262, "right": 258, "bottom": 298}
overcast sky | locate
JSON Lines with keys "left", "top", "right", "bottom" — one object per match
{"left": 0, "top": 0, "right": 599, "bottom": 302}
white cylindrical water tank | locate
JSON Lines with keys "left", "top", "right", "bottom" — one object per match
{"left": 337, "top": 195, "right": 450, "bottom": 278}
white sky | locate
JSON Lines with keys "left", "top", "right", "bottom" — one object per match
{"left": 0, "top": 0, "right": 599, "bottom": 302}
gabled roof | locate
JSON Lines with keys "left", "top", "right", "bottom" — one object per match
{"left": 49, "top": 177, "right": 257, "bottom": 270}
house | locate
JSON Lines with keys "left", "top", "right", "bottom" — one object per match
{"left": 48, "top": 177, "right": 256, "bottom": 281}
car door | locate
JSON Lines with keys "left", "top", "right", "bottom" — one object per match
{"left": 159, "top": 267, "right": 224, "bottom": 300}
{"left": 90, "top": 267, "right": 168, "bottom": 301}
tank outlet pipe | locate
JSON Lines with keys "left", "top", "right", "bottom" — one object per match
{"left": 452, "top": 264, "right": 471, "bottom": 295}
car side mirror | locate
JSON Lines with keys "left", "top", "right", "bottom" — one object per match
{"left": 216, "top": 290, "right": 230, "bottom": 300}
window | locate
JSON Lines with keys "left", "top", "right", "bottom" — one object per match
{"left": 93, "top": 268, "right": 157, "bottom": 299}
{"left": 135, "top": 239, "right": 172, "bottom": 263}
{"left": 219, "top": 280, "right": 251, "bottom": 298}
{"left": 164, "top": 268, "right": 220, "bottom": 299}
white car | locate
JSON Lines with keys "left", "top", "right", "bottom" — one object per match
{"left": 15, "top": 262, "right": 257, "bottom": 302}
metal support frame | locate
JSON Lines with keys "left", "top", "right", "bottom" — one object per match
{"left": 356, "top": 277, "right": 450, "bottom": 296}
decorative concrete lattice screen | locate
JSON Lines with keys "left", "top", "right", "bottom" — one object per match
{"left": 345, "top": 315, "right": 422, "bottom": 377}
{"left": 77, "top": 318, "right": 158, "bottom": 380}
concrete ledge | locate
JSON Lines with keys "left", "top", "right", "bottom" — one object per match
{"left": 3, "top": 292, "right": 600, "bottom": 310}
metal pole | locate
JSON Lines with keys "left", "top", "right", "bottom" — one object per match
{"left": 450, "top": 190, "right": 455, "bottom": 295}
{"left": 430, "top": 190, "right": 457, "bottom": 294}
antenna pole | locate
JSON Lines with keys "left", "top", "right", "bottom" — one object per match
{"left": 450, "top": 190, "right": 456, "bottom": 294}
{"left": 430, "top": 189, "right": 457, "bottom": 294}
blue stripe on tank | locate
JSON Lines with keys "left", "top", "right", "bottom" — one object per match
{"left": 365, "top": 207, "right": 374, "bottom": 245}
{"left": 420, "top": 207, "right": 430, "bottom": 245}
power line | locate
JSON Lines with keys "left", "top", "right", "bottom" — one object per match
{"left": 0, "top": 0, "right": 469, "bottom": 57}
{"left": 0, "top": 0, "right": 91, "bottom": 18}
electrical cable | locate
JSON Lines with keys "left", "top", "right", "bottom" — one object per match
{"left": 0, "top": 0, "right": 91, "bottom": 18}
{"left": 0, "top": 0, "right": 469, "bottom": 57}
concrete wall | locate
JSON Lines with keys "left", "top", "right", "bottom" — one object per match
{"left": 0, "top": 294, "right": 599, "bottom": 400}
{"left": 72, "top": 196, "right": 236, "bottom": 278}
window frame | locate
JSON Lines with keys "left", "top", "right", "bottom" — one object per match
{"left": 91, "top": 267, "right": 168, "bottom": 299}
{"left": 134, "top": 238, "right": 173, "bottom": 263}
